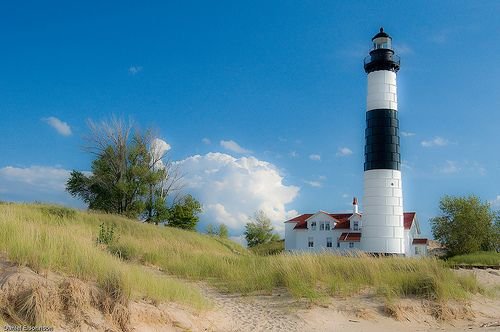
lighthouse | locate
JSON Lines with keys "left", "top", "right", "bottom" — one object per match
{"left": 360, "top": 28, "right": 405, "bottom": 254}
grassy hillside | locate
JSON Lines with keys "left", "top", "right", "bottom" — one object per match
{"left": 0, "top": 202, "right": 485, "bottom": 308}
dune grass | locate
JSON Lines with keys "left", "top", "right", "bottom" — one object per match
{"left": 0, "top": 203, "right": 209, "bottom": 309}
{"left": 0, "top": 203, "right": 483, "bottom": 308}
{"left": 250, "top": 240, "right": 285, "bottom": 256}
{"left": 447, "top": 251, "right": 500, "bottom": 266}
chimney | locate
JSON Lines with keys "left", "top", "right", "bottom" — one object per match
{"left": 353, "top": 197, "right": 359, "bottom": 214}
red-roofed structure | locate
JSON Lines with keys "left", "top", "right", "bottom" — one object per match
{"left": 284, "top": 208, "right": 426, "bottom": 256}
{"left": 412, "top": 238, "right": 428, "bottom": 245}
{"left": 286, "top": 212, "right": 417, "bottom": 230}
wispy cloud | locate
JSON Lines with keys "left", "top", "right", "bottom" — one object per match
{"left": 202, "top": 138, "right": 211, "bottom": 145}
{"left": 336, "top": 147, "right": 353, "bottom": 157}
{"left": 304, "top": 180, "right": 322, "bottom": 188}
{"left": 429, "top": 29, "right": 451, "bottom": 44}
{"left": 309, "top": 154, "right": 321, "bottom": 161}
{"left": 421, "top": 136, "right": 449, "bottom": 147}
{"left": 394, "top": 43, "right": 413, "bottom": 55}
{"left": 289, "top": 151, "right": 299, "bottom": 158}
{"left": 465, "top": 160, "right": 486, "bottom": 176}
{"left": 439, "top": 160, "right": 459, "bottom": 174}
{"left": 401, "top": 159, "right": 413, "bottom": 170}
{"left": 128, "top": 66, "right": 143, "bottom": 75}
{"left": 220, "top": 140, "right": 252, "bottom": 154}
{"left": 401, "top": 131, "right": 416, "bottom": 137}
{"left": 42, "top": 116, "right": 72, "bottom": 136}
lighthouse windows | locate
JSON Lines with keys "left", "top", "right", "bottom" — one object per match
{"left": 373, "top": 37, "right": 391, "bottom": 50}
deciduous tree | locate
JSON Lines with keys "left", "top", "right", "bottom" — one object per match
{"left": 430, "top": 195, "right": 499, "bottom": 256}
{"left": 66, "top": 117, "right": 181, "bottom": 221}
{"left": 167, "top": 194, "right": 202, "bottom": 230}
{"left": 244, "top": 210, "right": 279, "bottom": 247}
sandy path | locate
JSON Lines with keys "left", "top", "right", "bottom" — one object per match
{"left": 200, "top": 287, "right": 306, "bottom": 332}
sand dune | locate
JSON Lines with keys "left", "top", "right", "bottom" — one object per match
{"left": 1, "top": 257, "right": 499, "bottom": 331}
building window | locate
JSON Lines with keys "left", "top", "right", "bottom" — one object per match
{"left": 320, "top": 222, "right": 325, "bottom": 231}
{"left": 308, "top": 237, "right": 314, "bottom": 248}
{"left": 337, "top": 242, "right": 340, "bottom": 248}
{"left": 325, "top": 223, "right": 330, "bottom": 231}
{"left": 349, "top": 242, "right": 354, "bottom": 248}
{"left": 353, "top": 221, "right": 359, "bottom": 231}
{"left": 415, "top": 246, "right": 421, "bottom": 255}
{"left": 311, "top": 222, "right": 316, "bottom": 231}
{"left": 326, "top": 237, "right": 332, "bottom": 248}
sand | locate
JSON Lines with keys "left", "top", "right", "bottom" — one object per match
{"left": 1, "top": 257, "right": 499, "bottom": 331}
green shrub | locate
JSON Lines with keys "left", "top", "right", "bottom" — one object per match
{"left": 96, "top": 223, "right": 117, "bottom": 245}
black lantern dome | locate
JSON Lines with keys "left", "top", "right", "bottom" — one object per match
{"left": 364, "top": 27, "right": 400, "bottom": 73}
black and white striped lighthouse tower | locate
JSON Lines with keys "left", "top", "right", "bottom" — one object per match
{"left": 360, "top": 28, "right": 405, "bottom": 254}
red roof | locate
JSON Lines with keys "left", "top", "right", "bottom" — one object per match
{"left": 338, "top": 232, "right": 361, "bottom": 242}
{"left": 287, "top": 212, "right": 416, "bottom": 230}
{"left": 412, "top": 238, "right": 428, "bottom": 245}
{"left": 404, "top": 212, "right": 416, "bottom": 230}
{"left": 287, "top": 213, "right": 352, "bottom": 230}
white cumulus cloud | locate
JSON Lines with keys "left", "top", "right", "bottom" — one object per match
{"left": 150, "top": 138, "right": 171, "bottom": 169}
{"left": 336, "top": 147, "right": 353, "bottom": 157}
{"left": 42, "top": 117, "right": 72, "bottom": 136}
{"left": 421, "top": 136, "right": 449, "bottom": 147}
{"left": 176, "top": 152, "right": 299, "bottom": 235}
{"left": 151, "top": 138, "right": 171, "bottom": 158}
{"left": 220, "top": 140, "right": 252, "bottom": 154}
{"left": 309, "top": 154, "right": 321, "bottom": 161}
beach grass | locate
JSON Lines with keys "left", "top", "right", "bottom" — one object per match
{"left": 447, "top": 251, "right": 500, "bottom": 267}
{"left": 0, "top": 203, "right": 483, "bottom": 307}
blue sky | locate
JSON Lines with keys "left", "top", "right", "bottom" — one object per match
{"left": 1, "top": 1, "right": 499, "bottom": 238}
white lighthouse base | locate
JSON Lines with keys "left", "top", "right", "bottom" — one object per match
{"left": 361, "top": 169, "right": 405, "bottom": 254}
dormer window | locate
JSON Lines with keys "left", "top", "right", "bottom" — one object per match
{"left": 320, "top": 222, "right": 325, "bottom": 231}
{"left": 325, "top": 222, "right": 331, "bottom": 231}
{"left": 353, "top": 221, "right": 359, "bottom": 231}
{"left": 311, "top": 221, "right": 317, "bottom": 231}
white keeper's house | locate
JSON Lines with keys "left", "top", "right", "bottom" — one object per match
{"left": 284, "top": 198, "right": 428, "bottom": 257}
{"left": 284, "top": 28, "right": 428, "bottom": 256}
